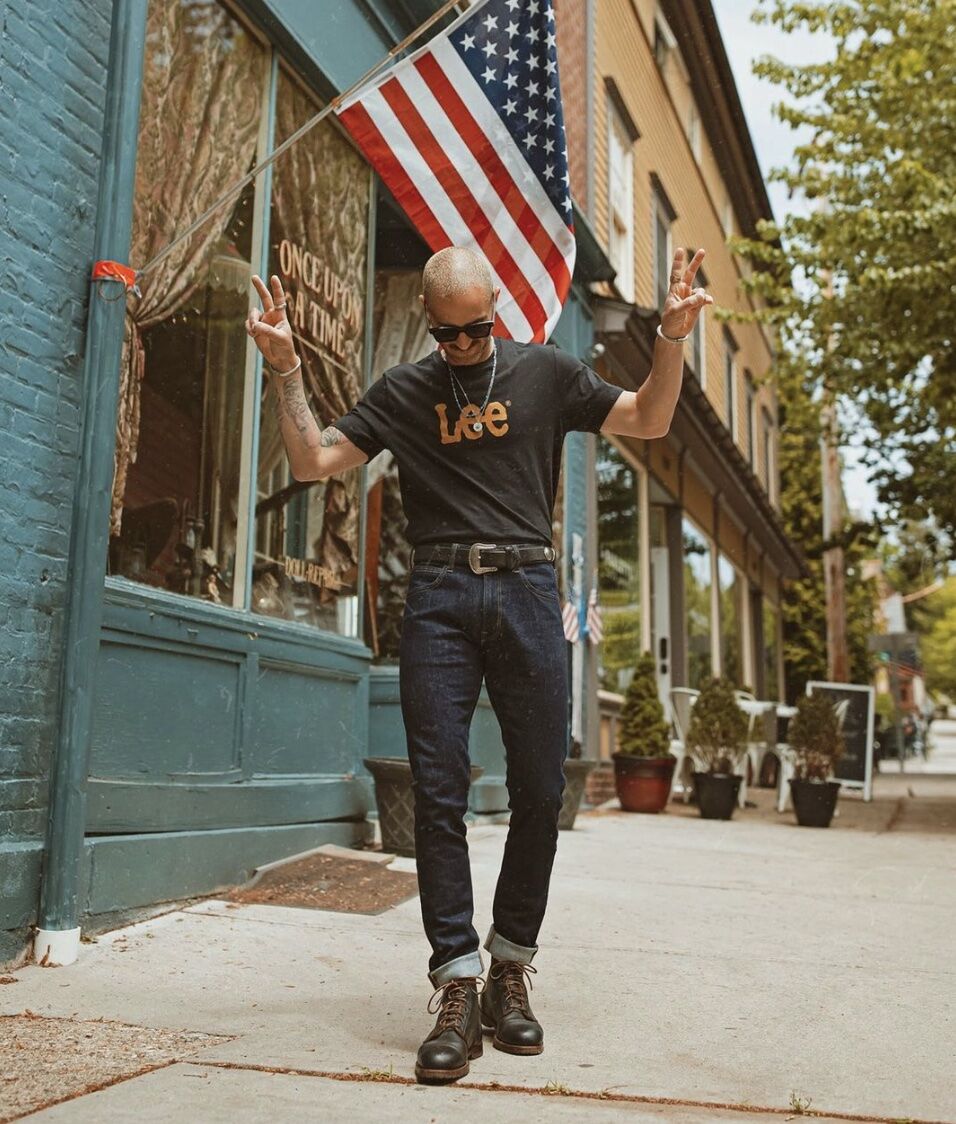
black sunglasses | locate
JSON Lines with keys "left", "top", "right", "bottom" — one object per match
{"left": 425, "top": 304, "right": 496, "bottom": 344}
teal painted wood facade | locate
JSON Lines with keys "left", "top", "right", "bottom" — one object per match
{"left": 0, "top": 0, "right": 604, "bottom": 964}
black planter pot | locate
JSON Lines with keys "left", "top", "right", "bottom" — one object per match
{"left": 790, "top": 778, "right": 841, "bottom": 828}
{"left": 558, "top": 758, "right": 598, "bottom": 830}
{"left": 692, "top": 771, "right": 742, "bottom": 820}
{"left": 363, "top": 756, "right": 484, "bottom": 856}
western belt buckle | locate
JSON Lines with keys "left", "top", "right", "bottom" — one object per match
{"left": 468, "top": 542, "right": 498, "bottom": 574}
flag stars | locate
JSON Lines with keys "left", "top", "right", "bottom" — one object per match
{"left": 482, "top": 39, "right": 497, "bottom": 58}
{"left": 506, "top": 21, "right": 519, "bottom": 38}
{"left": 503, "top": 97, "right": 518, "bottom": 115}
{"left": 523, "top": 133, "right": 538, "bottom": 151}
{"left": 524, "top": 104, "right": 540, "bottom": 125}
{"left": 543, "top": 164, "right": 554, "bottom": 180}
{"left": 482, "top": 64, "right": 496, "bottom": 84}
{"left": 503, "top": 71, "right": 518, "bottom": 90}
{"left": 460, "top": 32, "right": 475, "bottom": 51}
{"left": 506, "top": 45, "right": 518, "bottom": 64}
{"left": 483, "top": 13, "right": 498, "bottom": 32}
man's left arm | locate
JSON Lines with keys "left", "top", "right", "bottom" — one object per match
{"left": 601, "top": 247, "right": 713, "bottom": 440}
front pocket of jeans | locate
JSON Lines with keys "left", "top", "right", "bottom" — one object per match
{"left": 517, "top": 563, "right": 558, "bottom": 603}
{"left": 406, "top": 564, "right": 451, "bottom": 597}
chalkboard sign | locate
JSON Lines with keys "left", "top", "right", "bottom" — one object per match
{"left": 806, "top": 682, "right": 875, "bottom": 800}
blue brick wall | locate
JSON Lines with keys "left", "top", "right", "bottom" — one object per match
{"left": 0, "top": 0, "right": 112, "bottom": 958}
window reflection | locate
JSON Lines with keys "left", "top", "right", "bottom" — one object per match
{"left": 718, "top": 554, "right": 744, "bottom": 685}
{"left": 251, "top": 71, "right": 371, "bottom": 633}
{"left": 682, "top": 519, "right": 712, "bottom": 688}
{"left": 108, "top": 0, "right": 268, "bottom": 602}
{"left": 596, "top": 440, "right": 642, "bottom": 692}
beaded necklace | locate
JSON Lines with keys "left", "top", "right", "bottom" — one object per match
{"left": 443, "top": 339, "right": 497, "bottom": 434}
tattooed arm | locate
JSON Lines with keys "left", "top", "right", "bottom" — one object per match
{"left": 270, "top": 372, "right": 368, "bottom": 481}
{"left": 246, "top": 273, "right": 367, "bottom": 481}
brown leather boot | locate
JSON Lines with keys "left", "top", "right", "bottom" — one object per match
{"left": 480, "top": 958, "right": 543, "bottom": 1055}
{"left": 415, "top": 977, "right": 483, "bottom": 1084}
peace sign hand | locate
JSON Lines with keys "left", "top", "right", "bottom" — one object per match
{"left": 660, "top": 248, "right": 713, "bottom": 339}
{"left": 246, "top": 274, "right": 297, "bottom": 372}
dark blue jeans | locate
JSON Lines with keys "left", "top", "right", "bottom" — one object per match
{"left": 399, "top": 544, "right": 570, "bottom": 987}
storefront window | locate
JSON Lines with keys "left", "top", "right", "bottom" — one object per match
{"left": 682, "top": 519, "right": 713, "bottom": 688}
{"left": 596, "top": 440, "right": 642, "bottom": 692}
{"left": 717, "top": 554, "right": 744, "bottom": 685}
{"left": 108, "top": 0, "right": 269, "bottom": 602}
{"left": 363, "top": 269, "right": 432, "bottom": 659}
{"left": 252, "top": 71, "right": 371, "bottom": 633}
{"left": 762, "top": 600, "right": 780, "bottom": 701}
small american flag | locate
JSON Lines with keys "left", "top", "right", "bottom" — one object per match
{"left": 562, "top": 599, "right": 580, "bottom": 644}
{"left": 336, "top": 0, "right": 575, "bottom": 343}
{"left": 585, "top": 585, "right": 603, "bottom": 646}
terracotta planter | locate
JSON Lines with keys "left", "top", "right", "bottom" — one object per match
{"left": 612, "top": 753, "right": 677, "bottom": 814}
{"left": 790, "top": 778, "right": 841, "bottom": 828}
{"left": 558, "top": 758, "right": 598, "bottom": 829}
{"left": 363, "top": 757, "right": 483, "bottom": 857}
{"left": 692, "top": 771, "right": 741, "bottom": 820}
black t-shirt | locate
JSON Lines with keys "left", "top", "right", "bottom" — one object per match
{"left": 331, "top": 337, "right": 624, "bottom": 547}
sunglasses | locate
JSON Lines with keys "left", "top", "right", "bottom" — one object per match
{"left": 425, "top": 304, "right": 496, "bottom": 344}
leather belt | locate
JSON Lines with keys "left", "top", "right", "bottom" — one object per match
{"left": 410, "top": 542, "right": 557, "bottom": 574}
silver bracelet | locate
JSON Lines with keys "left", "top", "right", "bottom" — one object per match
{"left": 656, "top": 323, "right": 688, "bottom": 345}
{"left": 270, "top": 355, "right": 302, "bottom": 378}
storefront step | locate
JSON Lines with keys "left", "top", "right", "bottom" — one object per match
{"left": 86, "top": 776, "right": 365, "bottom": 833}
{"left": 82, "top": 819, "right": 372, "bottom": 917}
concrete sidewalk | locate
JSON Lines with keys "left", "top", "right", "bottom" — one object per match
{"left": 3, "top": 779, "right": 954, "bottom": 1123}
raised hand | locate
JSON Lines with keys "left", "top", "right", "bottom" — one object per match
{"left": 246, "top": 274, "right": 297, "bottom": 372}
{"left": 660, "top": 248, "right": 713, "bottom": 339}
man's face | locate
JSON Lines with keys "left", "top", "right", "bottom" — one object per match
{"left": 423, "top": 284, "right": 498, "bottom": 366}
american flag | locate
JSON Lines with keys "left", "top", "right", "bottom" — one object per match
{"left": 562, "top": 599, "right": 580, "bottom": 644}
{"left": 585, "top": 585, "right": 603, "bottom": 646}
{"left": 335, "top": 0, "right": 576, "bottom": 343}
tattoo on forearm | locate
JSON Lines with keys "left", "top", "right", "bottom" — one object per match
{"left": 279, "top": 376, "right": 319, "bottom": 446}
{"left": 320, "top": 426, "right": 346, "bottom": 447}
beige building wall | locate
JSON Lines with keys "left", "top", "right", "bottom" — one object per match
{"left": 591, "top": 0, "right": 779, "bottom": 506}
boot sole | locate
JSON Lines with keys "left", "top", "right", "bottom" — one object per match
{"left": 481, "top": 1019, "right": 544, "bottom": 1055}
{"left": 415, "top": 1041, "right": 483, "bottom": 1084}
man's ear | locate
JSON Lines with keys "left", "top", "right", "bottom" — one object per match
{"left": 418, "top": 293, "right": 425, "bottom": 308}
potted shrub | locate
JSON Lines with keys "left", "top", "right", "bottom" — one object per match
{"left": 788, "top": 693, "right": 843, "bottom": 827}
{"left": 612, "top": 653, "right": 676, "bottom": 813}
{"left": 686, "top": 676, "right": 749, "bottom": 820}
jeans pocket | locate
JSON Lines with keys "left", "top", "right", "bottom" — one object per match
{"left": 406, "top": 563, "right": 451, "bottom": 598}
{"left": 517, "top": 561, "right": 558, "bottom": 603}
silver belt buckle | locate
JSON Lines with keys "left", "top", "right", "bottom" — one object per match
{"left": 468, "top": 542, "right": 498, "bottom": 574}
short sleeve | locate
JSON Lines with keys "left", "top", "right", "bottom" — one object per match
{"left": 330, "top": 373, "right": 391, "bottom": 462}
{"left": 555, "top": 346, "right": 624, "bottom": 433}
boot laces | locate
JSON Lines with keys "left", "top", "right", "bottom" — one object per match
{"left": 490, "top": 960, "right": 536, "bottom": 1016}
{"left": 427, "top": 976, "right": 483, "bottom": 1032}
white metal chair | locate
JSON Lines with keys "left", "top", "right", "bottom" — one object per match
{"left": 668, "top": 687, "right": 700, "bottom": 803}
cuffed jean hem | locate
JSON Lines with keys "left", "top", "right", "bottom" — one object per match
{"left": 428, "top": 949, "right": 484, "bottom": 988}
{"left": 483, "top": 924, "right": 538, "bottom": 965}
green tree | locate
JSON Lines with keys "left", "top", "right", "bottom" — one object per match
{"left": 776, "top": 360, "right": 876, "bottom": 700}
{"left": 920, "top": 578, "right": 956, "bottom": 698}
{"left": 733, "top": 0, "right": 956, "bottom": 549}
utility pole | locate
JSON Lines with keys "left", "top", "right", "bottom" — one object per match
{"left": 820, "top": 392, "right": 849, "bottom": 682}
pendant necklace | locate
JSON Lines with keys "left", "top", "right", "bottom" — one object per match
{"left": 444, "top": 340, "right": 497, "bottom": 433}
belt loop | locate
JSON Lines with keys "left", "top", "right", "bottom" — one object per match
{"left": 449, "top": 543, "right": 458, "bottom": 567}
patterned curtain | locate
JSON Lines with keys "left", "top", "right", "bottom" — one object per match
{"left": 269, "top": 77, "right": 371, "bottom": 583}
{"left": 111, "top": 0, "right": 267, "bottom": 535}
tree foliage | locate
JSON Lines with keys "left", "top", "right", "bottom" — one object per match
{"left": 919, "top": 577, "right": 956, "bottom": 698}
{"left": 733, "top": 0, "right": 956, "bottom": 548}
{"left": 776, "top": 360, "right": 876, "bottom": 700}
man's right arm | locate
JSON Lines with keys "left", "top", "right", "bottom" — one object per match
{"left": 270, "top": 367, "right": 368, "bottom": 481}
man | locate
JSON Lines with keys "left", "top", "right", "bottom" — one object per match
{"left": 246, "top": 244, "right": 711, "bottom": 1084}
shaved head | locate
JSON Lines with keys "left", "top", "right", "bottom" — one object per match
{"left": 421, "top": 246, "right": 494, "bottom": 303}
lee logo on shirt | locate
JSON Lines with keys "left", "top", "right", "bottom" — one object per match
{"left": 435, "top": 401, "right": 510, "bottom": 444}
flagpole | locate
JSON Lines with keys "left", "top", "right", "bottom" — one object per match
{"left": 134, "top": 0, "right": 467, "bottom": 283}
